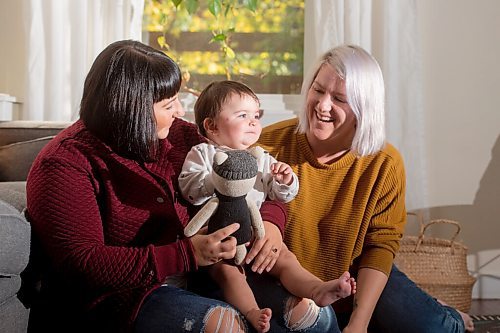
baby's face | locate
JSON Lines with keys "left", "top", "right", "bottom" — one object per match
{"left": 207, "top": 93, "right": 262, "bottom": 150}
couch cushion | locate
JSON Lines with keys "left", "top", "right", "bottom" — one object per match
{"left": 0, "top": 181, "right": 26, "bottom": 212}
{"left": 0, "top": 199, "right": 30, "bottom": 275}
{"left": 0, "top": 136, "right": 54, "bottom": 181}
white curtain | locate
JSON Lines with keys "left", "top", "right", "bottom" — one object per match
{"left": 304, "top": 0, "right": 427, "bottom": 211}
{"left": 24, "top": 0, "right": 145, "bottom": 121}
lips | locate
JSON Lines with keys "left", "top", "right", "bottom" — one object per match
{"left": 315, "top": 111, "right": 335, "bottom": 123}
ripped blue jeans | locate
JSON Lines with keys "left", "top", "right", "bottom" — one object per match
{"left": 134, "top": 271, "right": 340, "bottom": 333}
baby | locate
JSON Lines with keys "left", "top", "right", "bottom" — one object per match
{"left": 179, "top": 80, "right": 356, "bottom": 332}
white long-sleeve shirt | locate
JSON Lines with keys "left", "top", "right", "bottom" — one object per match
{"left": 179, "top": 143, "right": 299, "bottom": 207}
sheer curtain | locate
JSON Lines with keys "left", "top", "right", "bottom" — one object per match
{"left": 24, "top": 0, "right": 144, "bottom": 121}
{"left": 304, "top": 0, "right": 427, "bottom": 211}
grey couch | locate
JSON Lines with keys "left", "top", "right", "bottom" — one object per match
{"left": 0, "top": 121, "right": 70, "bottom": 333}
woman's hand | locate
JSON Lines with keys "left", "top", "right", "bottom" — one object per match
{"left": 244, "top": 221, "right": 283, "bottom": 273}
{"left": 190, "top": 223, "right": 240, "bottom": 266}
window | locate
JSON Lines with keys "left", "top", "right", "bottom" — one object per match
{"left": 142, "top": 0, "right": 304, "bottom": 95}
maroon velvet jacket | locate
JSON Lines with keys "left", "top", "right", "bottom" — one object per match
{"left": 26, "top": 119, "right": 286, "bottom": 332}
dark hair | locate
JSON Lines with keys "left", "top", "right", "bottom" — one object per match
{"left": 80, "top": 40, "right": 182, "bottom": 162}
{"left": 194, "top": 80, "right": 259, "bottom": 137}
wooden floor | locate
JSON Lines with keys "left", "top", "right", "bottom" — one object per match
{"left": 470, "top": 299, "right": 500, "bottom": 315}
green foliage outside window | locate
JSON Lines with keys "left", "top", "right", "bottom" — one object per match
{"left": 142, "top": 0, "right": 304, "bottom": 94}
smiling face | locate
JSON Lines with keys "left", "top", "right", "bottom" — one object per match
{"left": 306, "top": 64, "right": 357, "bottom": 156}
{"left": 205, "top": 93, "right": 262, "bottom": 149}
{"left": 154, "top": 94, "right": 185, "bottom": 139}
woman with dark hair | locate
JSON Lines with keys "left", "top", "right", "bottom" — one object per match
{"left": 25, "top": 40, "right": 339, "bottom": 333}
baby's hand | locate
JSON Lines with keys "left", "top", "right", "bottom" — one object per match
{"left": 271, "top": 162, "right": 293, "bottom": 185}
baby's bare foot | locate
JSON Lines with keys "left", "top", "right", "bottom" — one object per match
{"left": 246, "top": 308, "right": 272, "bottom": 333}
{"left": 312, "top": 271, "right": 356, "bottom": 307}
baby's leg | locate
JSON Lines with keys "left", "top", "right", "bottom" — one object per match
{"left": 310, "top": 271, "right": 356, "bottom": 307}
{"left": 210, "top": 262, "right": 272, "bottom": 332}
{"left": 269, "top": 245, "right": 355, "bottom": 307}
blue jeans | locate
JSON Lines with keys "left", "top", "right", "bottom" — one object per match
{"left": 337, "top": 265, "right": 466, "bottom": 333}
{"left": 134, "top": 271, "right": 340, "bottom": 333}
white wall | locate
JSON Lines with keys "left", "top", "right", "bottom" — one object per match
{"left": 1, "top": 0, "right": 499, "bottom": 298}
{"left": 0, "top": 0, "right": 26, "bottom": 117}
{"left": 416, "top": 0, "right": 500, "bottom": 298}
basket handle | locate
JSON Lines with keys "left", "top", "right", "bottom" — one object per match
{"left": 407, "top": 212, "right": 425, "bottom": 231}
{"left": 415, "top": 219, "right": 461, "bottom": 255}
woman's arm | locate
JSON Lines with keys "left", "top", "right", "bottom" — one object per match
{"left": 27, "top": 155, "right": 195, "bottom": 293}
{"left": 343, "top": 268, "right": 388, "bottom": 333}
{"left": 345, "top": 148, "right": 407, "bottom": 332}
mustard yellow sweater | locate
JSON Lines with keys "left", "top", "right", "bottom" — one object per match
{"left": 258, "top": 118, "right": 407, "bottom": 281}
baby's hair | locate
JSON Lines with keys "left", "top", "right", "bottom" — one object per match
{"left": 194, "top": 80, "right": 260, "bottom": 137}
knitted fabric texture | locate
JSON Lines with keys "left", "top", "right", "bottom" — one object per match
{"left": 213, "top": 150, "right": 258, "bottom": 180}
{"left": 258, "top": 118, "right": 407, "bottom": 282}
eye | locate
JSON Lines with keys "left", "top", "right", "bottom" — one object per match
{"left": 238, "top": 113, "right": 247, "bottom": 118}
{"left": 163, "top": 96, "right": 178, "bottom": 110}
{"left": 333, "top": 96, "right": 347, "bottom": 104}
{"left": 311, "top": 84, "right": 323, "bottom": 94}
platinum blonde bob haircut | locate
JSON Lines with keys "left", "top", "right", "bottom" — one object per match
{"left": 298, "top": 45, "right": 386, "bottom": 156}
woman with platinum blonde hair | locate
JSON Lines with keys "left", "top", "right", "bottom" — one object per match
{"left": 297, "top": 45, "right": 385, "bottom": 157}
{"left": 259, "top": 44, "right": 474, "bottom": 332}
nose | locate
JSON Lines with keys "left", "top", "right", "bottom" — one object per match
{"left": 249, "top": 117, "right": 260, "bottom": 126}
{"left": 318, "top": 94, "right": 333, "bottom": 113}
{"left": 174, "top": 99, "right": 185, "bottom": 117}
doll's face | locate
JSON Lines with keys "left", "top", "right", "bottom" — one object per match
{"left": 212, "top": 150, "right": 258, "bottom": 197}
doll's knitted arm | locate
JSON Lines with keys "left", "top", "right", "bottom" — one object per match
{"left": 246, "top": 197, "right": 265, "bottom": 239}
{"left": 184, "top": 197, "right": 219, "bottom": 237}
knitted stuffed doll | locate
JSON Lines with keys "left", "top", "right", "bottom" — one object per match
{"left": 183, "top": 148, "right": 265, "bottom": 265}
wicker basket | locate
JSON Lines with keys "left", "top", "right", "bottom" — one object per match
{"left": 394, "top": 213, "right": 476, "bottom": 312}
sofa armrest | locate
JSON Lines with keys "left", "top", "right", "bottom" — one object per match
{"left": 0, "top": 182, "right": 26, "bottom": 212}
{"left": 0, "top": 199, "right": 30, "bottom": 276}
